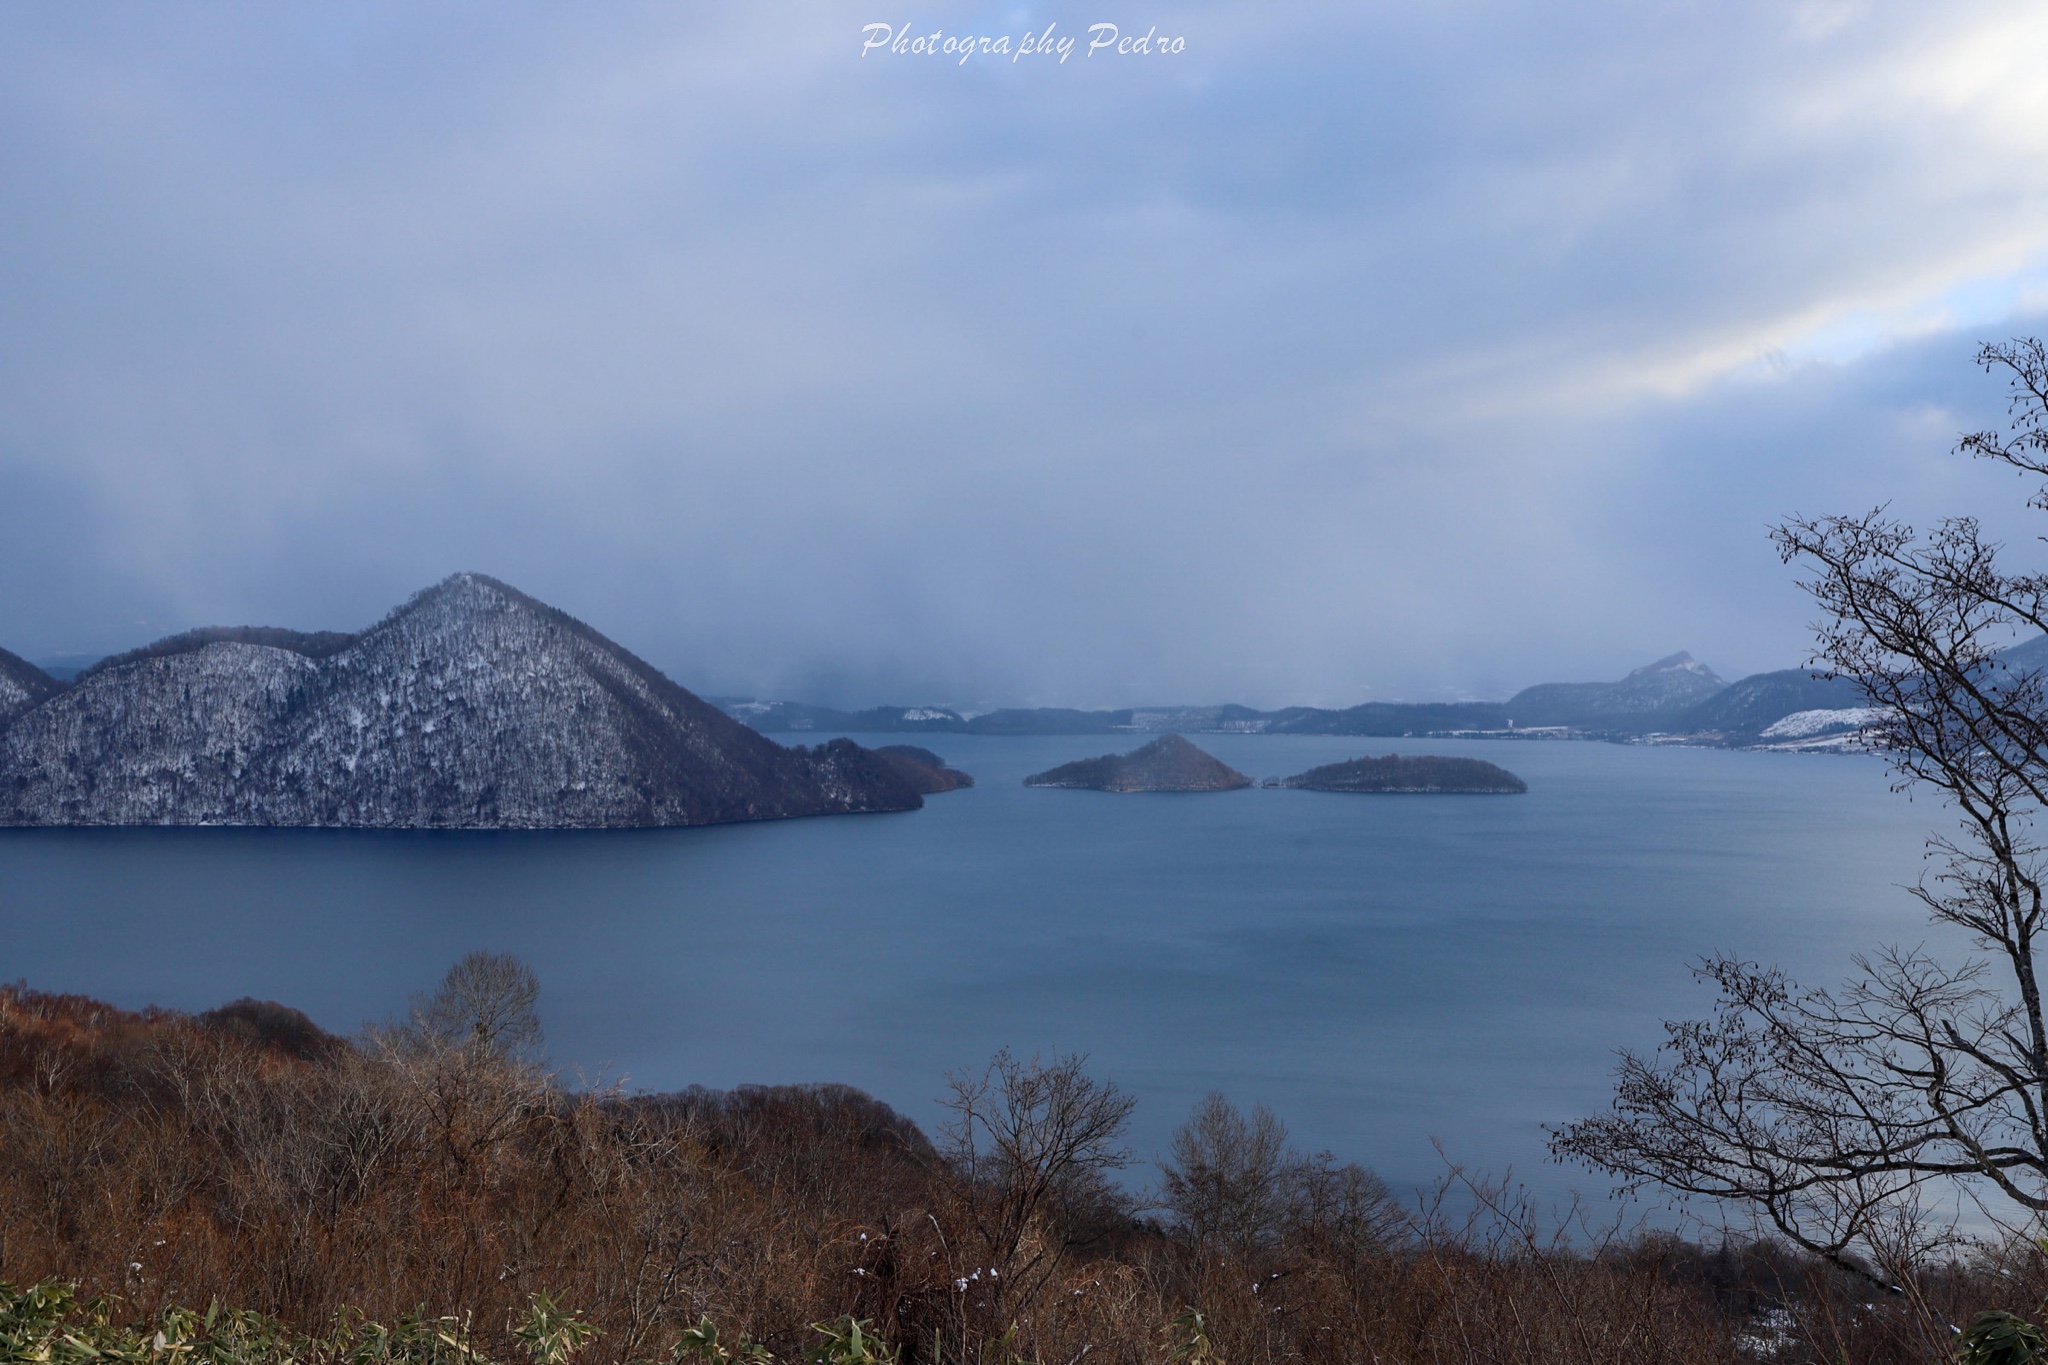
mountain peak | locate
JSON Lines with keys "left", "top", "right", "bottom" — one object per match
{"left": 1023, "top": 733, "right": 1252, "bottom": 792}
{"left": 366, "top": 572, "right": 599, "bottom": 661}
{"left": 1627, "top": 651, "right": 1723, "bottom": 684}
{"left": 1505, "top": 649, "right": 1729, "bottom": 728}
{"left": 390, "top": 571, "right": 531, "bottom": 620}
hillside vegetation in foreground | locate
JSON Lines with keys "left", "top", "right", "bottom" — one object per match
{"left": 0, "top": 965, "right": 2034, "bottom": 1365}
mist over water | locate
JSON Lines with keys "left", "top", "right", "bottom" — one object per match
{"left": 1, "top": 734, "right": 1940, "bottom": 1207}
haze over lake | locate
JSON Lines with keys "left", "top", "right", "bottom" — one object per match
{"left": 0, "top": 733, "right": 1940, "bottom": 1206}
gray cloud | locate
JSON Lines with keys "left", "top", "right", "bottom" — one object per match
{"left": 4, "top": 1, "right": 2048, "bottom": 706}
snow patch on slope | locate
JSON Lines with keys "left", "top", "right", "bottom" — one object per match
{"left": 1759, "top": 706, "right": 1887, "bottom": 739}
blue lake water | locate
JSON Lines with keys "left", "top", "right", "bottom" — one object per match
{"left": 0, "top": 733, "right": 1950, "bottom": 1209}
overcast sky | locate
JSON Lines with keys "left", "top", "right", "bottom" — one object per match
{"left": 4, "top": 2, "right": 2048, "bottom": 708}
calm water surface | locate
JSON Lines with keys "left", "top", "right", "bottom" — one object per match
{"left": 0, "top": 734, "right": 1948, "bottom": 1205}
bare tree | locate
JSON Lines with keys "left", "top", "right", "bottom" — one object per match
{"left": 1159, "top": 1092, "right": 1291, "bottom": 1252}
{"left": 1555, "top": 339, "right": 2048, "bottom": 1306}
{"left": 1279, "top": 1149, "right": 1404, "bottom": 1261}
{"left": 1159, "top": 1092, "right": 1402, "bottom": 1264}
{"left": 368, "top": 951, "right": 552, "bottom": 1175}
{"left": 938, "top": 1049, "right": 1136, "bottom": 1318}
{"left": 416, "top": 950, "right": 545, "bottom": 1063}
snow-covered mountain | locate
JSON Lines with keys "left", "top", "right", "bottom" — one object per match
{"left": 0, "top": 573, "right": 924, "bottom": 828}
{"left": 1503, "top": 651, "right": 1728, "bottom": 730}
{"left": 0, "top": 646, "right": 62, "bottom": 726}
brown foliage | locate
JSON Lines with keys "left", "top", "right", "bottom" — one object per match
{"left": 2, "top": 979, "right": 2031, "bottom": 1364}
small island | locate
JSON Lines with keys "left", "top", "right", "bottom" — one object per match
{"left": 1280, "top": 753, "right": 1527, "bottom": 794}
{"left": 1024, "top": 733, "right": 1252, "bottom": 792}
{"left": 873, "top": 745, "right": 975, "bottom": 793}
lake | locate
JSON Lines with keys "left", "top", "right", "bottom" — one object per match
{"left": 0, "top": 732, "right": 1946, "bottom": 1211}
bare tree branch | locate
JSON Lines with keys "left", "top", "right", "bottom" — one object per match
{"left": 1555, "top": 337, "right": 2048, "bottom": 1298}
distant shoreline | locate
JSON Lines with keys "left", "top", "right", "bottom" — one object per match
{"left": 718, "top": 704, "right": 1884, "bottom": 755}
{"left": 707, "top": 647, "right": 1909, "bottom": 752}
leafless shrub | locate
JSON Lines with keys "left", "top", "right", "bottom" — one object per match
{"left": 937, "top": 1049, "right": 1137, "bottom": 1319}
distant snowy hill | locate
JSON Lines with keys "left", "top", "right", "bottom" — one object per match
{"left": 1502, "top": 652, "right": 1728, "bottom": 730}
{"left": 0, "top": 573, "right": 924, "bottom": 828}
{"left": 1758, "top": 707, "right": 1886, "bottom": 741}
{"left": 1674, "top": 668, "right": 1868, "bottom": 738}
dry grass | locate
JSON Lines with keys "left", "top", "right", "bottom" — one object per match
{"left": 0, "top": 982, "right": 2030, "bottom": 1364}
